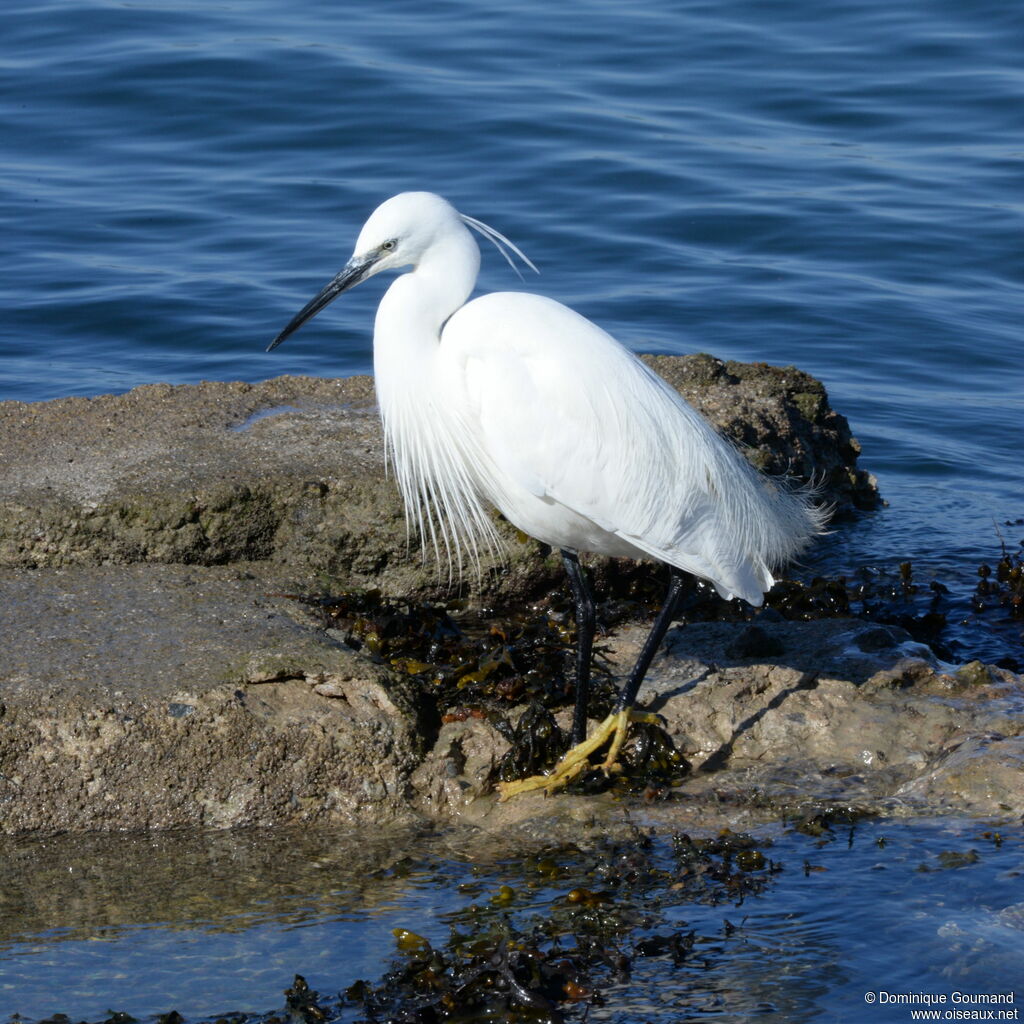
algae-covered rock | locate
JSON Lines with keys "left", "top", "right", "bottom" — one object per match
{"left": 0, "top": 363, "right": 877, "bottom": 599}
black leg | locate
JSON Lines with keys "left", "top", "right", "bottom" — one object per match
{"left": 613, "top": 567, "right": 687, "bottom": 714}
{"left": 561, "top": 549, "right": 596, "bottom": 745}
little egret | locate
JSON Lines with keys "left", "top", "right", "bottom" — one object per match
{"left": 268, "top": 191, "right": 825, "bottom": 798}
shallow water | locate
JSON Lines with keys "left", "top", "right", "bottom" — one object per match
{"left": 0, "top": 818, "right": 1021, "bottom": 1021}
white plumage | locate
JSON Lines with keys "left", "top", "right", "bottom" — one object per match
{"left": 269, "top": 190, "right": 824, "bottom": 795}
{"left": 438, "top": 289, "right": 819, "bottom": 604}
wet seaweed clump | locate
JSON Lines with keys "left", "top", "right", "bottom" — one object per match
{"left": 673, "top": 531, "right": 1024, "bottom": 668}
{"left": 971, "top": 532, "right": 1024, "bottom": 663}
{"left": 669, "top": 829, "right": 779, "bottom": 905}
{"left": 589, "top": 559, "right": 954, "bottom": 657}
{"left": 773, "top": 540, "right": 1022, "bottom": 669}
{"left": 787, "top": 804, "right": 869, "bottom": 839}
{"left": 489, "top": 704, "right": 690, "bottom": 798}
{"left": 843, "top": 531, "right": 1024, "bottom": 668}
{"left": 340, "top": 827, "right": 777, "bottom": 1022}
{"left": 288, "top": 588, "right": 690, "bottom": 794}
{"left": 10, "top": 829, "right": 785, "bottom": 1024}
{"left": 291, "top": 588, "right": 615, "bottom": 721}
{"left": 843, "top": 562, "right": 952, "bottom": 658}
{"left": 609, "top": 563, "right": 954, "bottom": 663}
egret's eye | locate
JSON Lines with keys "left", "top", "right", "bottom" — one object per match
{"left": 381, "top": 239, "right": 396, "bottom": 251}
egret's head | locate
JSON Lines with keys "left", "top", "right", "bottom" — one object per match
{"left": 267, "top": 191, "right": 534, "bottom": 352}
{"left": 353, "top": 192, "right": 461, "bottom": 273}
{"left": 266, "top": 191, "right": 461, "bottom": 352}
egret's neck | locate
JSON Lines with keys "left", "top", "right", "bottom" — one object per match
{"left": 373, "top": 231, "right": 479, "bottom": 408}
{"left": 368, "top": 224, "right": 497, "bottom": 567}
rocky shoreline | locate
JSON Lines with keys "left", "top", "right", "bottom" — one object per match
{"left": 1, "top": 358, "right": 1019, "bottom": 833}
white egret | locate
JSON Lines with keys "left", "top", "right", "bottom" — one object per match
{"left": 268, "top": 191, "right": 825, "bottom": 798}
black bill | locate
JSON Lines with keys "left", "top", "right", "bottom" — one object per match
{"left": 267, "top": 253, "right": 377, "bottom": 351}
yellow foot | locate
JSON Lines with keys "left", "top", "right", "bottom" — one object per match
{"left": 496, "top": 708, "right": 662, "bottom": 800}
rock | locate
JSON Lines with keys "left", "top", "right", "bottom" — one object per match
{"left": 12, "top": 363, "right": 999, "bottom": 836}
{"left": 955, "top": 659, "right": 994, "bottom": 688}
{"left": 724, "top": 623, "right": 785, "bottom": 659}
{"left": 643, "top": 355, "right": 877, "bottom": 511}
{"left": 896, "top": 734, "right": 1024, "bottom": 816}
{"left": 0, "top": 363, "right": 876, "bottom": 603}
{"left": 410, "top": 717, "right": 512, "bottom": 821}
{"left": 415, "top": 618, "right": 1023, "bottom": 824}
{"left": 364, "top": 614, "right": 1024, "bottom": 823}
{"left": 0, "top": 559, "right": 1019, "bottom": 829}
{"left": 0, "top": 376, "right": 432, "bottom": 592}
{"left": 0, "top": 564, "right": 428, "bottom": 831}
{"left": 600, "top": 618, "right": 1023, "bottom": 819}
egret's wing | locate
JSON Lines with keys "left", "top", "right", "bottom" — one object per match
{"left": 441, "top": 292, "right": 803, "bottom": 603}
